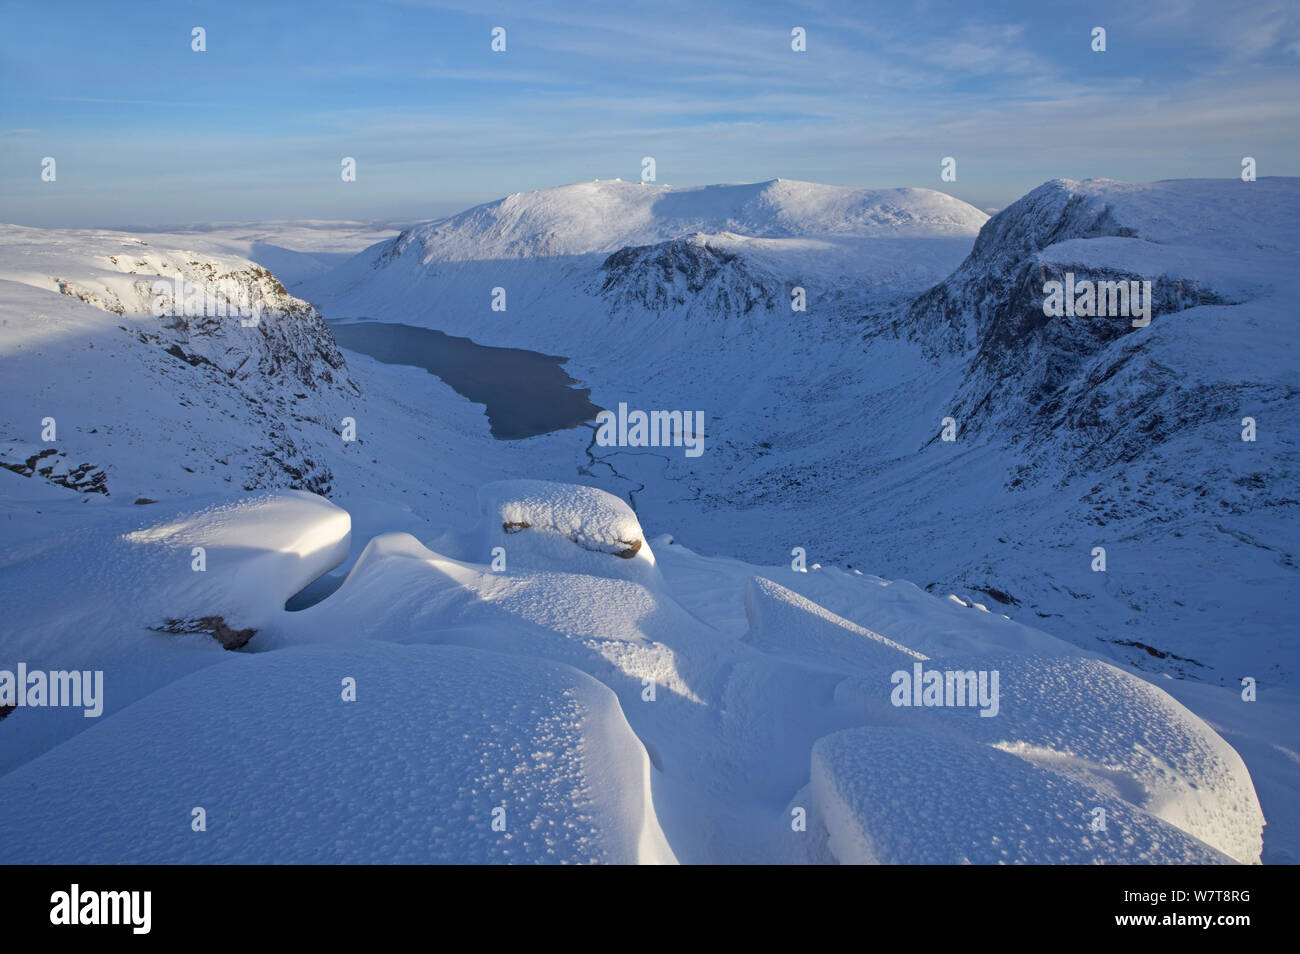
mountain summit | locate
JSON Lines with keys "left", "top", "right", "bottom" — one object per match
{"left": 382, "top": 178, "right": 989, "bottom": 263}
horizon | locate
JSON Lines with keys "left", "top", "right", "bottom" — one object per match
{"left": 5, "top": 172, "right": 1296, "bottom": 234}
{"left": 3, "top": 0, "right": 1298, "bottom": 227}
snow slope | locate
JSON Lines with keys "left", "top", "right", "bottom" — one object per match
{"left": 1, "top": 179, "right": 1293, "bottom": 864}
{"left": 0, "top": 226, "right": 355, "bottom": 497}
{"left": 0, "top": 642, "right": 674, "bottom": 864}
{"left": 0, "top": 481, "right": 1264, "bottom": 864}
{"left": 301, "top": 177, "right": 1298, "bottom": 694}
{"left": 379, "top": 178, "right": 986, "bottom": 262}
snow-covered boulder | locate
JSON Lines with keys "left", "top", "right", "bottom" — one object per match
{"left": 474, "top": 480, "right": 658, "bottom": 585}
{"left": 2, "top": 490, "right": 349, "bottom": 664}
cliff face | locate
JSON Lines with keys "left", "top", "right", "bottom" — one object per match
{"left": 597, "top": 235, "right": 776, "bottom": 317}
{"left": 0, "top": 226, "right": 359, "bottom": 497}
{"left": 897, "top": 179, "right": 1294, "bottom": 479}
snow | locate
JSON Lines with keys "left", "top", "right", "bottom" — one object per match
{"left": 473, "top": 479, "right": 657, "bottom": 581}
{"left": 0, "top": 223, "right": 329, "bottom": 318}
{"left": 385, "top": 178, "right": 988, "bottom": 263}
{"left": 832, "top": 654, "right": 1264, "bottom": 863}
{"left": 0, "top": 489, "right": 350, "bottom": 774}
{"left": 811, "top": 727, "right": 1233, "bottom": 865}
{"left": 0, "top": 479, "right": 1268, "bottom": 864}
{"left": 53, "top": 220, "right": 404, "bottom": 289}
{"left": 742, "top": 576, "right": 927, "bottom": 672}
{"left": 0, "top": 642, "right": 675, "bottom": 864}
{"left": 1, "top": 175, "right": 1294, "bottom": 865}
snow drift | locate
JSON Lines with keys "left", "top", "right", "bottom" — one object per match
{"left": 0, "top": 480, "right": 1266, "bottom": 864}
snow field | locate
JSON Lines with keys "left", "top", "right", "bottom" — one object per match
{"left": 0, "top": 480, "right": 1265, "bottom": 863}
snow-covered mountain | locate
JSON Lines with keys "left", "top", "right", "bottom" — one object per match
{"left": 309, "top": 179, "right": 986, "bottom": 347}
{"left": 0, "top": 226, "right": 361, "bottom": 496}
{"left": 303, "top": 176, "right": 1299, "bottom": 695}
{"left": 2, "top": 176, "right": 1295, "bottom": 864}
{"left": 379, "top": 178, "right": 987, "bottom": 262}
{"left": 865, "top": 178, "right": 1299, "bottom": 683}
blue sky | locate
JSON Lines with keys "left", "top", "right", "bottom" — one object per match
{"left": 2, "top": 0, "right": 1298, "bottom": 227}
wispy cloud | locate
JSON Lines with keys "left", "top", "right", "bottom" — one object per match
{"left": 1, "top": 0, "right": 1296, "bottom": 225}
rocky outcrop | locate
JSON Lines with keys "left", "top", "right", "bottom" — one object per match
{"left": 895, "top": 180, "right": 1286, "bottom": 474}
{"left": 598, "top": 235, "right": 775, "bottom": 317}
{"left": 0, "top": 228, "right": 360, "bottom": 498}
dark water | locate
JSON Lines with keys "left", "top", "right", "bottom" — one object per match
{"left": 327, "top": 320, "right": 602, "bottom": 440}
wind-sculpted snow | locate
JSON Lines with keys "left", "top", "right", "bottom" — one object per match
{"left": 1, "top": 490, "right": 349, "bottom": 666}
{"left": 0, "top": 643, "right": 676, "bottom": 864}
{"left": 742, "top": 576, "right": 927, "bottom": 672}
{"left": 0, "top": 481, "right": 1263, "bottom": 864}
{"left": 832, "top": 655, "right": 1264, "bottom": 863}
{"left": 811, "top": 727, "right": 1233, "bottom": 864}
{"left": 0, "top": 490, "right": 350, "bottom": 773}
{"left": 475, "top": 479, "right": 656, "bottom": 581}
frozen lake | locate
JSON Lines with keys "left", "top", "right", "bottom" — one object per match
{"left": 327, "top": 319, "right": 602, "bottom": 440}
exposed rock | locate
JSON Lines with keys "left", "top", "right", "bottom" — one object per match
{"left": 599, "top": 235, "right": 773, "bottom": 316}
{"left": 152, "top": 616, "right": 258, "bottom": 651}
